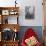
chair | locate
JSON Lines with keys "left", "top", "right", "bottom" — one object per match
{"left": 21, "top": 28, "right": 41, "bottom": 46}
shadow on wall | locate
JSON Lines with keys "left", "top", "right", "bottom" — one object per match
{"left": 18, "top": 26, "right": 44, "bottom": 44}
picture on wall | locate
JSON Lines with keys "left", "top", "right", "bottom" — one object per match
{"left": 25, "top": 6, "right": 35, "bottom": 19}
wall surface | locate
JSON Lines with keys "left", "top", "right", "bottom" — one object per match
{"left": 0, "top": 0, "right": 44, "bottom": 26}
{"left": 18, "top": 26, "right": 44, "bottom": 44}
{"left": 18, "top": 0, "right": 44, "bottom": 26}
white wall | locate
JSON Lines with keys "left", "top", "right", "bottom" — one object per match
{"left": 0, "top": 0, "right": 44, "bottom": 26}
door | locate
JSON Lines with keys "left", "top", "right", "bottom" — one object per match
{"left": 43, "top": 0, "right": 46, "bottom": 46}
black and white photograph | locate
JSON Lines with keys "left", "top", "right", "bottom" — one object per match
{"left": 25, "top": 6, "right": 35, "bottom": 19}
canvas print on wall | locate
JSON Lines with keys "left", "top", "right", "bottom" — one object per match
{"left": 25, "top": 6, "right": 35, "bottom": 19}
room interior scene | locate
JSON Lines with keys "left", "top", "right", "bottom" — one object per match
{"left": 0, "top": 0, "right": 46, "bottom": 46}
